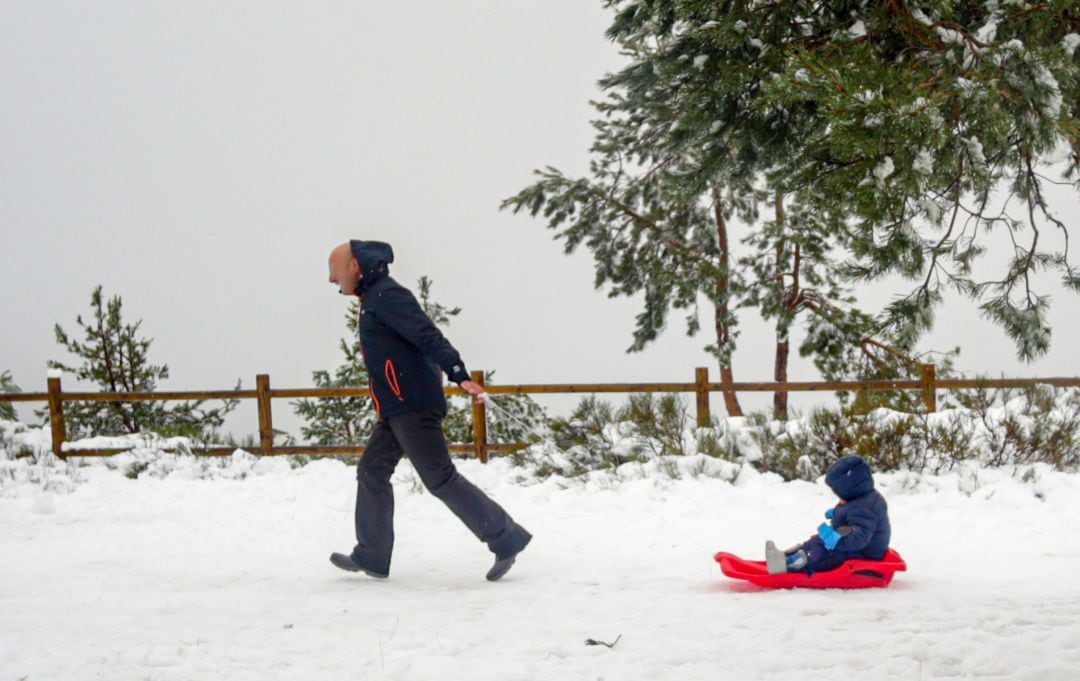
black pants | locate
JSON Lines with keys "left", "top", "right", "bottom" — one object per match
{"left": 351, "top": 408, "right": 531, "bottom": 575}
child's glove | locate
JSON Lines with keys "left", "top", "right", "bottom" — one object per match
{"left": 825, "top": 500, "right": 847, "bottom": 520}
{"left": 817, "top": 523, "right": 842, "bottom": 550}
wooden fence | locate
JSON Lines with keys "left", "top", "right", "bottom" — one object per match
{"left": 3, "top": 366, "right": 1080, "bottom": 462}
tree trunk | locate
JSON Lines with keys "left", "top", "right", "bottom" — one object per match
{"left": 773, "top": 193, "right": 789, "bottom": 420}
{"left": 773, "top": 338, "right": 789, "bottom": 420}
{"left": 711, "top": 186, "right": 743, "bottom": 417}
{"left": 95, "top": 296, "right": 137, "bottom": 434}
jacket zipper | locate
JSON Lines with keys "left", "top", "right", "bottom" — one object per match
{"left": 385, "top": 360, "right": 405, "bottom": 402}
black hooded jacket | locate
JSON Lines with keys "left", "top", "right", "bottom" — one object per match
{"left": 350, "top": 240, "right": 471, "bottom": 420}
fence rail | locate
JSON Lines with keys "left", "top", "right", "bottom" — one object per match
{"left": 3, "top": 366, "right": 1080, "bottom": 462}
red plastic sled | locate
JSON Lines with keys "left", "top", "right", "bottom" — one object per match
{"left": 714, "top": 548, "right": 907, "bottom": 589}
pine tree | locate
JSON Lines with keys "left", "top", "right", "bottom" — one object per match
{"left": 291, "top": 295, "right": 374, "bottom": 446}
{"left": 0, "top": 371, "right": 20, "bottom": 422}
{"left": 417, "top": 275, "right": 461, "bottom": 327}
{"left": 39, "top": 286, "right": 240, "bottom": 440}
{"left": 505, "top": 1, "right": 1078, "bottom": 417}
{"left": 502, "top": 2, "right": 868, "bottom": 418}
{"left": 607, "top": 0, "right": 1079, "bottom": 358}
{"left": 741, "top": 0, "right": 1079, "bottom": 361}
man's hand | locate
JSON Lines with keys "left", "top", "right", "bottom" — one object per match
{"left": 459, "top": 380, "right": 489, "bottom": 405}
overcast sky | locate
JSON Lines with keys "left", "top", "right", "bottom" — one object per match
{"left": 2, "top": 1, "right": 1078, "bottom": 441}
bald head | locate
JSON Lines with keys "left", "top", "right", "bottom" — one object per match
{"left": 328, "top": 242, "right": 362, "bottom": 296}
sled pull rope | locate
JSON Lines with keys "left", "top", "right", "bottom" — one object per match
{"left": 484, "top": 394, "right": 715, "bottom": 555}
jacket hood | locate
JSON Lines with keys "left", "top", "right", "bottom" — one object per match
{"left": 350, "top": 240, "right": 394, "bottom": 295}
{"left": 825, "top": 455, "right": 875, "bottom": 500}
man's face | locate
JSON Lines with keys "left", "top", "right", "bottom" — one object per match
{"left": 328, "top": 245, "right": 362, "bottom": 296}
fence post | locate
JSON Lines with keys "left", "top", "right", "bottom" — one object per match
{"left": 695, "top": 367, "right": 711, "bottom": 428}
{"left": 47, "top": 376, "right": 66, "bottom": 459}
{"left": 920, "top": 364, "right": 937, "bottom": 413}
{"left": 470, "top": 370, "right": 488, "bottom": 464}
{"left": 256, "top": 374, "right": 273, "bottom": 455}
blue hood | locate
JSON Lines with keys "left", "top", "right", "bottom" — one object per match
{"left": 825, "top": 455, "right": 875, "bottom": 500}
{"left": 350, "top": 240, "right": 394, "bottom": 295}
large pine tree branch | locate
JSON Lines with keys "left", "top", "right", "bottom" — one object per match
{"left": 583, "top": 184, "right": 712, "bottom": 262}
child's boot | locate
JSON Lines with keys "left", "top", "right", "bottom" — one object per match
{"left": 765, "top": 541, "right": 787, "bottom": 574}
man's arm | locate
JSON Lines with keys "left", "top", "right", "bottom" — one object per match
{"left": 375, "top": 286, "right": 473, "bottom": 385}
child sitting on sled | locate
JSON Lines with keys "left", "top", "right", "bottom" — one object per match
{"left": 766, "top": 455, "right": 891, "bottom": 575}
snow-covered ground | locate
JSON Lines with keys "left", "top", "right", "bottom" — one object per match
{"left": 2, "top": 448, "right": 1079, "bottom": 680}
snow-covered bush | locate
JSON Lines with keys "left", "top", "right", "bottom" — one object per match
{"left": 0, "top": 421, "right": 278, "bottom": 496}
{"left": 533, "top": 386, "right": 1080, "bottom": 481}
{"left": 0, "top": 419, "right": 84, "bottom": 494}
{"left": 746, "top": 385, "right": 1080, "bottom": 480}
{"left": 534, "top": 394, "right": 750, "bottom": 480}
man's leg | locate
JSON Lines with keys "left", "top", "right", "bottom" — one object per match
{"left": 350, "top": 419, "right": 404, "bottom": 576}
{"left": 388, "top": 409, "right": 532, "bottom": 559}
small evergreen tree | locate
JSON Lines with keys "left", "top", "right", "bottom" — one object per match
{"left": 39, "top": 286, "right": 240, "bottom": 440}
{"left": 0, "top": 370, "right": 20, "bottom": 422}
{"left": 417, "top": 275, "right": 462, "bottom": 327}
{"left": 291, "top": 296, "right": 375, "bottom": 445}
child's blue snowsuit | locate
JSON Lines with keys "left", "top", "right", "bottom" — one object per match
{"left": 788, "top": 455, "right": 891, "bottom": 574}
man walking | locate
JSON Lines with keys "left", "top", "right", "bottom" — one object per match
{"left": 327, "top": 240, "right": 532, "bottom": 581}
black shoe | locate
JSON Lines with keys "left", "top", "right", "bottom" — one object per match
{"left": 486, "top": 535, "right": 532, "bottom": 582}
{"left": 330, "top": 552, "right": 389, "bottom": 579}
